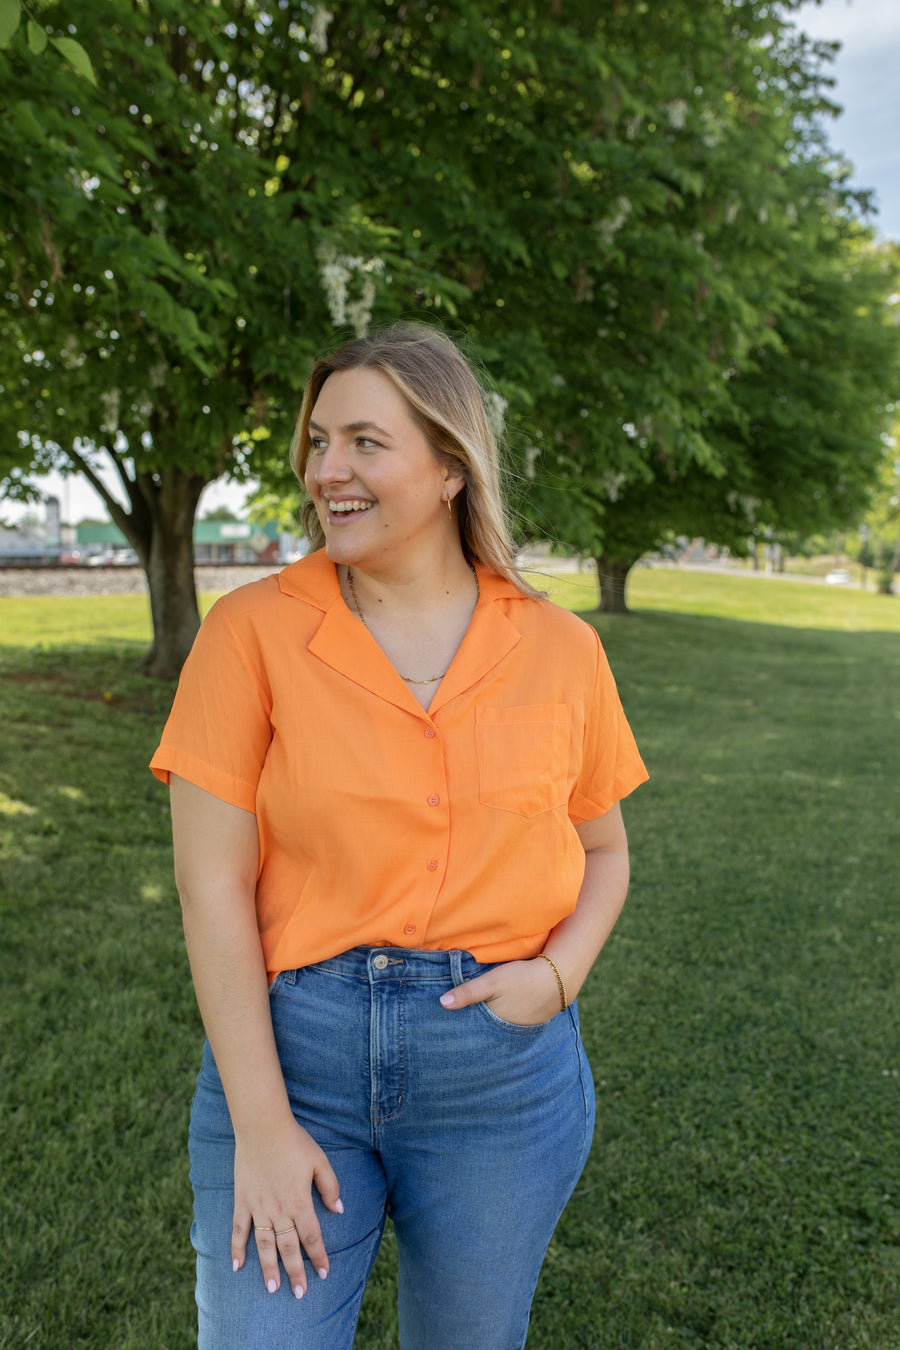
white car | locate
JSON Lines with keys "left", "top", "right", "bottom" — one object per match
{"left": 825, "top": 569, "right": 852, "bottom": 586}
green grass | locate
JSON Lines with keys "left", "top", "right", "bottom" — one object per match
{"left": 2, "top": 572, "right": 899, "bottom": 1348}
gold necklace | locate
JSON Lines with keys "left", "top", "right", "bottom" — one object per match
{"left": 346, "top": 564, "right": 478, "bottom": 685}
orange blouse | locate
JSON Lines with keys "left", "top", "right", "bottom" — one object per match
{"left": 151, "top": 550, "right": 647, "bottom": 976}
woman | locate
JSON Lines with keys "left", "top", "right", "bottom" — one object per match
{"left": 151, "top": 323, "right": 647, "bottom": 1349}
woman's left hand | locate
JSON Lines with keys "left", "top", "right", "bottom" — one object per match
{"left": 439, "top": 957, "right": 563, "bottom": 1025}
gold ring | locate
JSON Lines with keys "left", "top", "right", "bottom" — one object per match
{"left": 254, "top": 1225, "right": 275, "bottom": 1231}
{"left": 275, "top": 1226, "right": 296, "bottom": 1237}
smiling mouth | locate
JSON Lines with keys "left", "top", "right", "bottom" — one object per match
{"left": 327, "top": 500, "right": 375, "bottom": 516}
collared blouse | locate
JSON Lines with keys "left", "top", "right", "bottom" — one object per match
{"left": 151, "top": 550, "right": 647, "bottom": 976}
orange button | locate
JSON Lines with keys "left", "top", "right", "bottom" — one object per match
{"left": 427, "top": 794, "right": 440, "bottom": 806}
{"left": 404, "top": 923, "right": 417, "bottom": 935}
{"left": 424, "top": 727, "right": 436, "bottom": 739}
{"left": 426, "top": 859, "right": 438, "bottom": 871}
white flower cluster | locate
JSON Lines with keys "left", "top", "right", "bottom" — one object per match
{"left": 309, "top": 6, "right": 334, "bottom": 55}
{"left": 602, "top": 470, "right": 627, "bottom": 502}
{"left": 316, "top": 242, "right": 385, "bottom": 337}
{"left": 99, "top": 388, "right": 120, "bottom": 434}
{"left": 484, "top": 389, "right": 508, "bottom": 441}
{"left": 665, "top": 99, "right": 688, "bottom": 130}
{"left": 596, "top": 196, "right": 631, "bottom": 245}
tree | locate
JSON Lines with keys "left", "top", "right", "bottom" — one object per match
{"left": 4, "top": 1, "right": 892, "bottom": 667}
{"left": 588, "top": 228, "right": 900, "bottom": 610}
{"left": 2, "top": 0, "right": 466, "bottom": 673}
{"left": 516, "top": 15, "right": 900, "bottom": 609}
{"left": 860, "top": 412, "right": 900, "bottom": 594}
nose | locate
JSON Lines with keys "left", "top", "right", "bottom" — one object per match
{"left": 311, "top": 440, "right": 352, "bottom": 486}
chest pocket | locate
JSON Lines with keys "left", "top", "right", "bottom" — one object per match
{"left": 475, "top": 704, "right": 571, "bottom": 817}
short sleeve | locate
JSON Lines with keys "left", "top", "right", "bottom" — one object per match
{"left": 568, "top": 627, "right": 648, "bottom": 824}
{"left": 149, "top": 597, "right": 273, "bottom": 812}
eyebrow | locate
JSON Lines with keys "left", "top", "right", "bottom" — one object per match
{"left": 308, "top": 418, "right": 393, "bottom": 440}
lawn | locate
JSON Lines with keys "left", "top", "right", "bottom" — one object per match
{"left": 2, "top": 569, "right": 898, "bottom": 1348}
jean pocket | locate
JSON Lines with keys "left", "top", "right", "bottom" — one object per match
{"left": 474, "top": 1000, "right": 550, "bottom": 1035}
{"left": 475, "top": 704, "right": 571, "bottom": 817}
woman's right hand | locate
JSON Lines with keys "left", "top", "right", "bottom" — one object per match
{"left": 231, "top": 1115, "right": 343, "bottom": 1300}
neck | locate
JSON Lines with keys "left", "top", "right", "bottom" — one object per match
{"left": 342, "top": 550, "right": 475, "bottom": 615}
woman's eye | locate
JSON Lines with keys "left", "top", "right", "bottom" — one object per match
{"left": 309, "top": 437, "right": 327, "bottom": 453}
{"left": 356, "top": 437, "right": 377, "bottom": 449}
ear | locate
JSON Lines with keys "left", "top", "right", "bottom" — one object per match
{"left": 442, "top": 461, "right": 467, "bottom": 499}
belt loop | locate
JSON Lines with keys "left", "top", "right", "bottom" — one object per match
{"left": 449, "top": 948, "right": 465, "bottom": 986}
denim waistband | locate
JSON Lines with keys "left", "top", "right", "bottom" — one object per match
{"left": 297, "top": 945, "right": 486, "bottom": 985}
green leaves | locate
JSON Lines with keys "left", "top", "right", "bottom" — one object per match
{"left": 26, "top": 18, "right": 46, "bottom": 54}
{"left": 2, "top": 0, "right": 897, "bottom": 649}
{"left": 49, "top": 35, "right": 96, "bottom": 86}
{"left": 0, "top": 0, "right": 20, "bottom": 47}
{"left": 0, "top": 0, "right": 95, "bottom": 81}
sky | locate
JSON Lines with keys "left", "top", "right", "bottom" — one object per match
{"left": 794, "top": 0, "right": 900, "bottom": 241}
{"left": 7, "top": 0, "right": 898, "bottom": 528}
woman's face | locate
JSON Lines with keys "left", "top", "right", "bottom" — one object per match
{"left": 304, "top": 367, "right": 462, "bottom": 572}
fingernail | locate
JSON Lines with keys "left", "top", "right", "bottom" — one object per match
{"left": 440, "top": 992, "right": 455, "bottom": 1008}
{"left": 232, "top": 1259, "right": 240, "bottom": 1273}
{"left": 267, "top": 1278, "right": 277, "bottom": 1294}
{"left": 335, "top": 1198, "right": 344, "bottom": 1214}
{"left": 317, "top": 1267, "right": 328, "bottom": 1281}
{"left": 293, "top": 1284, "right": 304, "bottom": 1300}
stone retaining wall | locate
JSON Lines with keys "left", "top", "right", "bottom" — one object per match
{"left": 0, "top": 565, "right": 282, "bottom": 598}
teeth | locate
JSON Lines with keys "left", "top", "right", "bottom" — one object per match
{"left": 329, "top": 500, "right": 373, "bottom": 513}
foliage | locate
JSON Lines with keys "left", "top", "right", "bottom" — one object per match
{"left": 2, "top": 1, "right": 896, "bottom": 658}
{"left": 525, "top": 22, "right": 900, "bottom": 607}
{"left": 2, "top": 572, "right": 899, "bottom": 1346}
{"left": 0, "top": 0, "right": 96, "bottom": 81}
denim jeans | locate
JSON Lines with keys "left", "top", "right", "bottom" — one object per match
{"left": 189, "top": 946, "right": 596, "bottom": 1349}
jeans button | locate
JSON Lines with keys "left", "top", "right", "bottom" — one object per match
{"left": 373, "top": 954, "right": 390, "bottom": 970}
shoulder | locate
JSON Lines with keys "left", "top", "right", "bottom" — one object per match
{"left": 209, "top": 551, "right": 337, "bottom": 631}
{"left": 500, "top": 590, "right": 603, "bottom": 661}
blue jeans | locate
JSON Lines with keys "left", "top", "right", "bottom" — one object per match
{"left": 189, "top": 947, "right": 596, "bottom": 1349}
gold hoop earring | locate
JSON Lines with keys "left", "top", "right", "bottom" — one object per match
{"left": 447, "top": 498, "right": 453, "bottom": 520}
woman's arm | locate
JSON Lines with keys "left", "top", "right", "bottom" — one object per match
{"left": 439, "top": 802, "right": 630, "bottom": 1023}
{"left": 170, "top": 775, "right": 342, "bottom": 1300}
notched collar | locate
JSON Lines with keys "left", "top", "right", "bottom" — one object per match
{"left": 280, "top": 551, "right": 528, "bottom": 716}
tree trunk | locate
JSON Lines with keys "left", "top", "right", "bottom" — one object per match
{"left": 64, "top": 446, "right": 209, "bottom": 677}
{"left": 140, "top": 471, "right": 207, "bottom": 679}
{"left": 98, "top": 462, "right": 207, "bottom": 679}
{"left": 595, "top": 555, "right": 635, "bottom": 614}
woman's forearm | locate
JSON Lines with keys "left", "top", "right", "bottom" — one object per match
{"left": 180, "top": 883, "right": 295, "bottom": 1138}
{"left": 170, "top": 774, "right": 293, "bottom": 1138}
{"left": 541, "top": 832, "right": 630, "bottom": 1005}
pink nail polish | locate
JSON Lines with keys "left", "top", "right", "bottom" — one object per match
{"left": 317, "top": 1266, "right": 328, "bottom": 1280}
{"left": 335, "top": 1198, "right": 344, "bottom": 1214}
{"left": 440, "top": 992, "right": 455, "bottom": 1008}
{"left": 293, "top": 1284, "right": 304, "bottom": 1300}
{"left": 232, "top": 1259, "right": 239, "bottom": 1273}
{"left": 267, "top": 1278, "right": 277, "bottom": 1293}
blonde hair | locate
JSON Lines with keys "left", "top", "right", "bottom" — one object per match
{"left": 290, "top": 323, "right": 539, "bottom": 596}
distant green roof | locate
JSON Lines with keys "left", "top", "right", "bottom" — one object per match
{"left": 75, "top": 518, "right": 279, "bottom": 546}
{"left": 76, "top": 522, "right": 128, "bottom": 545}
{"left": 193, "top": 519, "right": 279, "bottom": 544}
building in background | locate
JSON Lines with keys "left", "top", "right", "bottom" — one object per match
{"left": 0, "top": 514, "right": 304, "bottom": 566}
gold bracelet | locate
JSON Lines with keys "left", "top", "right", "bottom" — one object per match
{"left": 538, "top": 952, "right": 568, "bottom": 1011}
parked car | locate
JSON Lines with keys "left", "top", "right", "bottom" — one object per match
{"left": 825, "top": 569, "right": 852, "bottom": 586}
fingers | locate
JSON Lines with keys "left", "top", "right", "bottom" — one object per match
{"left": 231, "top": 1142, "right": 344, "bottom": 1298}
{"left": 439, "top": 970, "right": 495, "bottom": 1010}
{"left": 313, "top": 1152, "right": 344, "bottom": 1218}
{"left": 248, "top": 1208, "right": 325, "bottom": 1299}
{"left": 231, "top": 1206, "right": 251, "bottom": 1273}
{"left": 439, "top": 959, "right": 560, "bottom": 1024}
